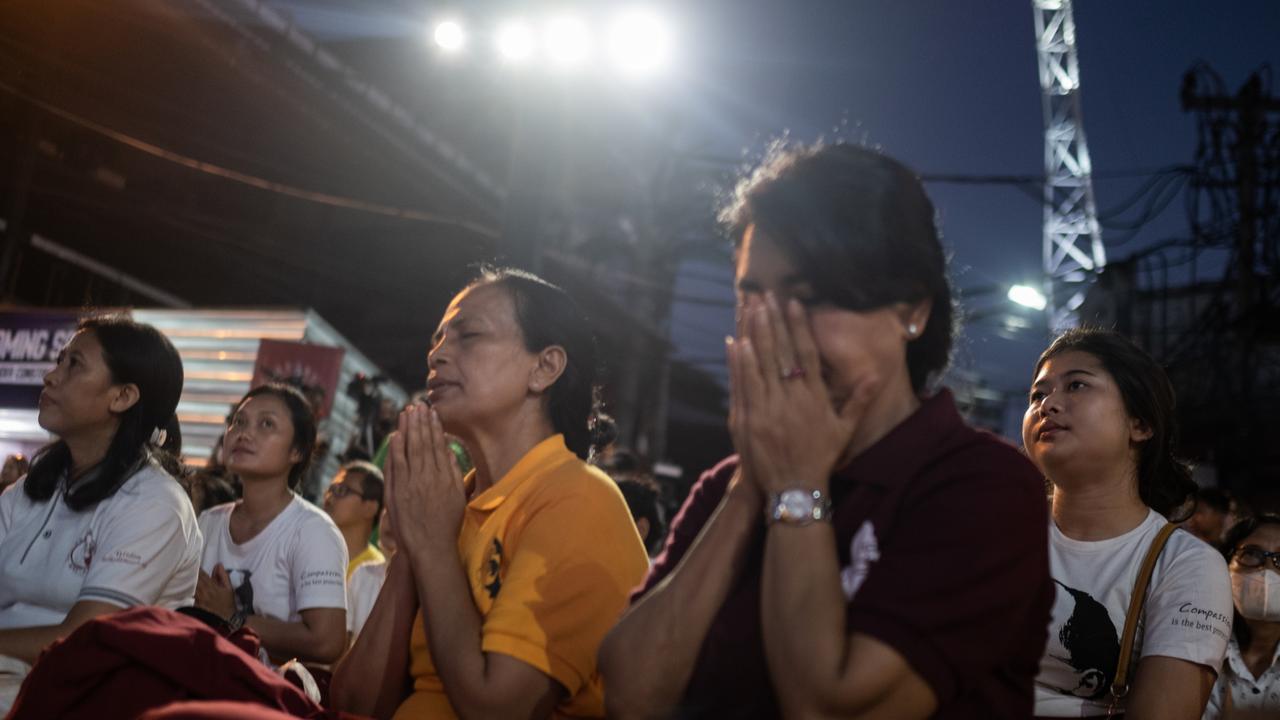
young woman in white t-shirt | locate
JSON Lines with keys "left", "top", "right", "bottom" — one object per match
{"left": 1203, "top": 514, "right": 1280, "bottom": 719}
{"left": 0, "top": 317, "right": 200, "bottom": 703}
{"left": 193, "top": 383, "right": 348, "bottom": 665}
{"left": 1025, "top": 328, "right": 1232, "bottom": 719}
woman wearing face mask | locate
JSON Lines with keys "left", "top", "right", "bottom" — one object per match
{"left": 600, "top": 143, "right": 1054, "bottom": 719}
{"left": 0, "top": 316, "right": 199, "bottom": 711}
{"left": 330, "top": 269, "right": 648, "bottom": 719}
{"left": 194, "top": 383, "right": 348, "bottom": 665}
{"left": 1025, "top": 329, "right": 1233, "bottom": 719}
{"left": 1204, "top": 514, "right": 1280, "bottom": 719}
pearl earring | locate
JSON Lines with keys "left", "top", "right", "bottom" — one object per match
{"left": 907, "top": 323, "right": 919, "bottom": 337}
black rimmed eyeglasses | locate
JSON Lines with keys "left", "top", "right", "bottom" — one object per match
{"left": 325, "top": 483, "right": 372, "bottom": 501}
{"left": 1233, "top": 546, "right": 1280, "bottom": 571}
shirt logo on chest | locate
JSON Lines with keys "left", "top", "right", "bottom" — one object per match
{"left": 68, "top": 529, "right": 97, "bottom": 575}
{"left": 482, "top": 539, "right": 504, "bottom": 599}
{"left": 840, "top": 521, "right": 880, "bottom": 601}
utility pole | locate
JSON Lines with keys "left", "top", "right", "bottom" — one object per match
{"left": 1179, "top": 66, "right": 1280, "bottom": 486}
{"left": 1181, "top": 72, "right": 1280, "bottom": 308}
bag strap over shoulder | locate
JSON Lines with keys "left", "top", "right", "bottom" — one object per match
{"left": 1110, "top": 521, "right": 1179, "bottom": 705}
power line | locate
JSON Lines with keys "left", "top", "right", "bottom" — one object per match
{"left": 0, "top": 79, "right": 500, "bottom": 240}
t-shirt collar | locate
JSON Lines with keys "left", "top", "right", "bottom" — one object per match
{"left": 63, "top": 450, "right": 153, "bottom": 495}
{"left": 830, "top": 388, "right": 964, "bottom": 488}
{"left": 467, "top": 434, "right": 574, "bottom": 512}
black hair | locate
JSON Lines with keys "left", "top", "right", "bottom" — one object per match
{"left": 614, "top": 472, "right": 666, "bottom": 556}
{"left": 339, "top": 460, "right": 385, "bottom": 520}
{"left": 720, "top": 142, "right": 956, "bottom": 392}
{"left": 185, "top": 468, "right": 239, "bottom": 513}
{"left": 1034, "top": 328, "right": 1196, "bottom": 519}
{"left": 231, "top": 383, "right": 317, "bottom": 490}
{"left": 468, "top": 267, "right": 608, "bottom": 460}
{"left": 1220, "top": 513, "right": 1280, "bottom": 651}
{"left": 25, "top": 316, "right": 185, "bottom": 512}
{"left": 1195, "top": 487, "right": 1231, "bottom": 515}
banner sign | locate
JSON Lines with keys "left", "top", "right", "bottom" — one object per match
{"left": 250, "top": 339, "right": 345, "bottom": 418}
{"left": 0, "top": 312, "right": 80, "bottom": 409}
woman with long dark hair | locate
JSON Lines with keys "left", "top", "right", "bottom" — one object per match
{"left": 194, "top": 383, "right": 348, "bottom": 665}
{"left": 331, "top": 268, "right": 649, "bottom": 719}
{"left": 599, "top": 143, "right": 1053, "bottom": 719}
{"left": 1203, "top": 514, "right": 1280, "bottom": 719}
{"left": 1025, "top": 328, "right": 1232, "bottom": 718}
{"left": 0, "top": 316, "right": 199, "bottom": 708}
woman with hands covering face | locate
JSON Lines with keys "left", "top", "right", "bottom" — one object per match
{"left": 330, "top": 268, "right": 649, "bottom": 720}
{"left": 599, "top": 143, "right": 1054, "bottom": 720}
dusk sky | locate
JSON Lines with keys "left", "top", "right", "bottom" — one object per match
{"left": 275, "top": 0, "right": 1280, "bottom": 434}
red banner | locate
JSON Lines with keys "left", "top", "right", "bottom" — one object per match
{"left": 250, "top": 339, "right": 345, "bottom": 418}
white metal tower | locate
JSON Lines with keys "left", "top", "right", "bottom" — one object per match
{"left": 1032, "top": 0, "right": 1105, "bottom": 330}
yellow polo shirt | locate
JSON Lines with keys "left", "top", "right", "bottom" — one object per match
{"left": 393, "top": 434, "right": 649, "bottom": 719}
{"left": 346, "top": 543, "right": 385, "bottom": 580}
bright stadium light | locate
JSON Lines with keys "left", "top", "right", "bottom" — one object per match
{"left": 545, "top": 16, "right": 591, "bottom": 67}
{"left": 1008, "top": 284, "right": 1048, "bottom": 311}
{"left": 433, "top": 20, "right": 465, "bottom": 52}
{"left": 609, "top": 9, "right": 670, "bottom": 75}
{"left": 496, "top": 21, "right": 535, "bottom": 62}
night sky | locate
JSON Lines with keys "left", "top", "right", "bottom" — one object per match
{"left": 276, "top": 0, "right": 1280, "bottom": 436}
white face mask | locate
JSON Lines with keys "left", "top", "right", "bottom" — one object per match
{"left": 1232, "top": 570, "right": 1280, "bottom": 621}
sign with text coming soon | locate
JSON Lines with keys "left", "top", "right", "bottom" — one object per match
{"left": 0, "top": 312, "right": 80, "bottom": 409}
{"left": 250, "top": 339, "right": 345, "bottom": 419}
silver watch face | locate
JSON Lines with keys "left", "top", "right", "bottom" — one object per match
{"left": 778, "top": 489, "right": 815, "bottom": 520}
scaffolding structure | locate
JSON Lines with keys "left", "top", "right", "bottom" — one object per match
{"left": 1032, "top": 0, "right": 1106, "bottom": 330}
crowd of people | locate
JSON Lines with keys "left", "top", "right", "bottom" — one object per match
{"left": 0, "top": 142, "right": 1276, "bottom": 719}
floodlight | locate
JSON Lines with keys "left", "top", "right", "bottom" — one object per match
{"left": 496, "top": 21, "right": 534, "bottom": 62}
{"left": 545, "top": 16, "right": 591, "bottom": 66}
{"left": 1008, "top": 285, "right": 1048, "bottom": 311}
{"left": 433, "top": 20, "right": 465, "bottom": 52}
{"left": 609, "top": 9, "right": 670, "bottom": 74}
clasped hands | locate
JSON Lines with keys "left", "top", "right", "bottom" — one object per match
{"left": 384, "top": 404, "right": 467, "bottom": 561}
{"left": 195, "top": 564, "right": 236, "bottom": 620}
{"left": 726, "top": 293, "right": 878, "bottom": 500}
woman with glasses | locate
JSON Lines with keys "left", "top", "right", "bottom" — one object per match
{"left": 600, "top": 143, "right": 1054, "bottom": 719}
{"left": 1204, "top": 514, "right": 1280, "bottom": 719}
{"left": 1024, "top": 329, "right": 1232, "bottom": 719}
{"left": 194, "top": 383, "right": 348, "bottom": 665}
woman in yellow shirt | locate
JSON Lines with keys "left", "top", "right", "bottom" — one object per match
{"left": 330, "top": 268, "right": 649, "bottom": 719}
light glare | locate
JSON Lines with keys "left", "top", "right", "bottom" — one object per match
{"left": 545, "top": 16, "right": 591, "bottom": 66}
{"left": 497, "top": 21, "right": 534, "bottom": 62}
{"left": 433, "top": 21, "right": 465, "bottom": 52}
{"left": 609, "top": 10, "right": 670, "bottom": 74}
{"left": 1008, "top": 285, "right": 1048, "bottom": 311}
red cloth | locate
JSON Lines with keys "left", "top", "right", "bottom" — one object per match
{"left": 139, "top": 700, "right": 306, "bottom": 719}
{"left": 6, "top": 606, "right": 364, "bottom": 720}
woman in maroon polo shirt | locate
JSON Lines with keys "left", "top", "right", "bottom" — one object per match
{"left": 599, "top": 142, "right": 1054, "bottom": 719}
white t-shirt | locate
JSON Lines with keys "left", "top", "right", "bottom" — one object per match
{"left": 346, "top": 558, "right": 386, "bottom": 637}
{"left": 0, "top": 461, "right": 202, "bottom": 630}
{"left": 198, "top": 495, "right": 348, "bottom": 623}
{"left": 1035, "top": 509, "right": 1233, "bottom": 716}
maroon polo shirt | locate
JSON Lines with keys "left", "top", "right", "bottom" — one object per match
{"left": 633, "top": 389, "right": 1052, "bottom": 719}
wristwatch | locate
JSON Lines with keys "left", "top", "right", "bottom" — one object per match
{"left": 227, "top": 607, "right": 249, "bottom": 632}
{"left": 766, "top": 489, "right": 833, "bottom": 526}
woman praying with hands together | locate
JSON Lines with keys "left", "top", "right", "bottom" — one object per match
{"left": 331, "top": 268, "right": 648, "bottom": 720}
